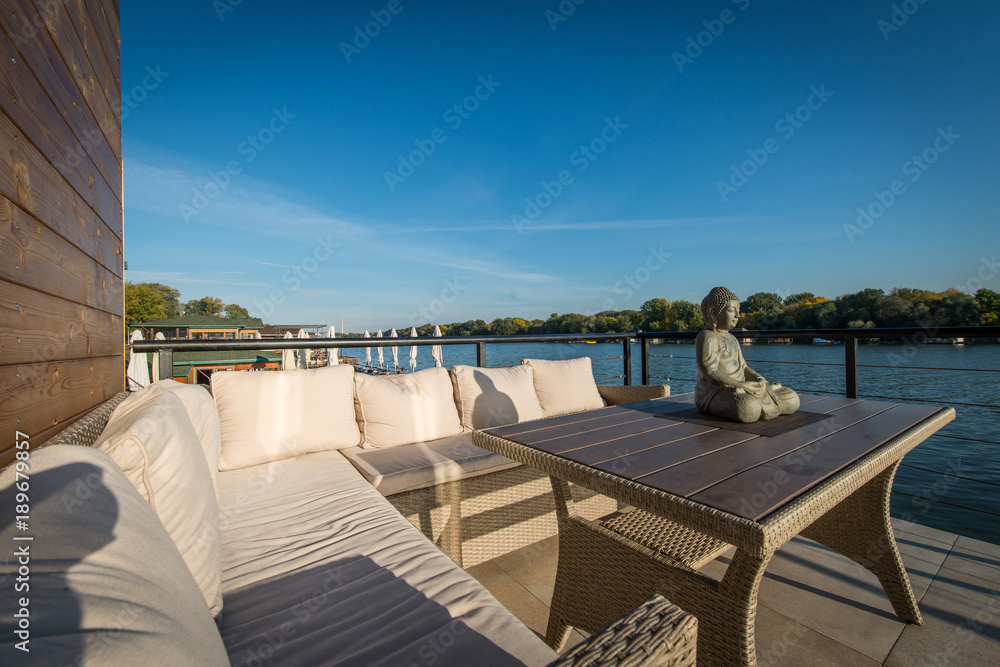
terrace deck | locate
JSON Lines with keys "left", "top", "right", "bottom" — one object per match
{"left": 469, "top": 518, "right": 1000, "bottom": 665}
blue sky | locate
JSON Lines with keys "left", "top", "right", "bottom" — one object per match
{"left": 121, "top": 0, "right": 1000, "bottom": 331}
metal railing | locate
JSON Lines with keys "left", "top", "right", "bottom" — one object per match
{"left": 133, "top": 325, "right": 1000, "bottom": 540}
{"left": 132, "top": 332, "right": 637, "bottom": 385}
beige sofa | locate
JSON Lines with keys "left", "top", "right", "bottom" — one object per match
{"left": 0, "top": 358, "right": 694, "bottom": 666}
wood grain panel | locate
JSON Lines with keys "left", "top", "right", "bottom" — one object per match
{"left": 0, "top": 108, "right": 123, "bottom": 274}
{"left": 0, "top": 31, "right": 120, "bottom": 216}
{"left": 0, "top": 195, "right": 121, "bottom": 313}
{"left": 79, "top": 0, "right": 118, "bottom": 76}
{"left": 57, "top": 0, "right": 118, "bottom": 123}
{"left": 0, "top": 355, "right": 122, "bottom": 448}
{"left": 97, "top": 0, "right": 117, "bottom": 62}
{"left": 0, "top": 280, "right": 123, "bottom": 365}
{"left": 30, "top": 0, "right": 120, "bottom": 139}
{"left": 570, "top": 422, "right": 718, "bottom": 466}
{"left": 0, "top": 0, "right": 122, "bottom": 173}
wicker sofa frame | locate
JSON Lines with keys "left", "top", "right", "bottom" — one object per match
{"left": 39, "top": 383, "right": 698, "bottom": 667}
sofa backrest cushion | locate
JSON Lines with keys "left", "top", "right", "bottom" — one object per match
{"left": 521, "top": 357, "right": 606, "bottom": 417}
{"left": 93, "top": 384, "right": 223, "bottom": 616}
{"left": 212, "top": 365, "right": 361, "bottom": 469}
{"left": 157, "top": 379, "right": 222, "bottom": 495}
{"left": 0, "top": 445, "right": 228, "bottom": 665}
{"left": 355, "top": 367, "right": 463, "bottom": 448}
{"left": 450, "top": 364, "right": 545, "bottom": 429}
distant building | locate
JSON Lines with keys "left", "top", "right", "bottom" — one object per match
{"left": 136, "top": 316, "right": 265, "bottom": 340}
{"left": 133, "top": 316, "right": 274, "bottom": 385}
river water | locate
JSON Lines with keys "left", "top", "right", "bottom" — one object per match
{"left": 404, "top": 340, "right": 1000, "bottom": 544}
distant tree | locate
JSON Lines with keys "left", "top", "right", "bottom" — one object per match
{"left": 976, "top": 288, "right": 1000, "bottom": 325}
{"left": 783, "top": 292, "right": 815, "bottom": 306}
{"left": 125, "top": 282, "right": 165, "bottom": 325}
{"left": 740, "top": 292, "right": 782, "bottom": 314}
{"left": 183, "top": 296, "right": 224, "bottom": 317}
{"left": 665, "top": 300, "right": 704, "bottom": 331}
{"left": 144, "top": 283, "right": 181, "bottom": 317}
{"left": 640, "top": 298, "right": 670, "bottom": 330}
{"left": 224, "top": 303, "right": 250, "bottom": 319}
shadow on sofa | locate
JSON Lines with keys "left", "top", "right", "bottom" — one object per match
{"left": 220, "top": 557, "right": 528, "bottom": 667}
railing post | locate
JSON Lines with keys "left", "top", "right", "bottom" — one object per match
{"left": 622, "top": 337, "right": 633, "bottom": 386}
{"left": 641, "top": 335, "right": 650, "bottom": 386}
{"left": 476, "top": 342, "right": 486, "bottom": 368}
{"left": 158, "top": 348, "right": 173, "bottom": 383}
{"left": 845, "top": 334, "right": 858, "bottom": 399}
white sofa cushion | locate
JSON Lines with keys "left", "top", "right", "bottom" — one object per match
{"left": 212, "top": 366, "right": 360, "bottom": 470}
{"left": 0, "top": 445, "right": 229, "bottom": 665}
{"left": 340, "top": 433, "right": 520, "bottom": 495}
{"left": 355, "top": 367, "right": 463, "bottom": 448}
{"left": 450, "top": 364, "right": 545, "bottom": 429}
{"left": 158, "top": 379, "right": 222, "bottom": 493}
{"left": 94, "top": 384, "right": 223, "bottom": 616}
{"left": 521, "top": 357, "right": 606, "bottom": 417}
{"left": 216, "top": 450, "right": 555, "bottom": 667}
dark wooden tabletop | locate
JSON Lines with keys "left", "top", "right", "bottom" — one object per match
{"left": 484, "top": 394, "right": 946, "bottom": 521}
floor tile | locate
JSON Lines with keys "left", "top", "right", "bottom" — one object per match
{"left": 491, "top": 535, "right": 560, "bottom": 606}
{"left": 754, "top": 605, "right": 879, "bottom": 667}
{"left": 886, "top": 584, "right": 1000, "bottom": 666}
{"left": 466, "top": 560, "right": 551, "bottom": 636}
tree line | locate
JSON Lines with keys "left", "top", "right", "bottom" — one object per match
{"left": 126, "top": 282, "right": 1000, "bottom": 334}
{"left": 125, "top": 283, "right": 250, "bottom": 325}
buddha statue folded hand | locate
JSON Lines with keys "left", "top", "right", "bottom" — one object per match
{"left": 694, "top": 286, "right": 800, "bottom": 423}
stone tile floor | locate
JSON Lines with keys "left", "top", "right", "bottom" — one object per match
{"left": 466, "top": 519, "right": 1000, "bottom": 665}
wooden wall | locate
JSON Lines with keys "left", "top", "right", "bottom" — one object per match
{"left": 0, "top": 0, "right": 122, "bottom": 466}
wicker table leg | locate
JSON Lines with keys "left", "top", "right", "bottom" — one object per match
{"left": 545, "top": 514, "right": 771, "bottom": 666}
{"left": 800, "top": 460, "right": 922, "bottom": 624}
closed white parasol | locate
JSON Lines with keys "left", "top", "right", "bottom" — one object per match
{"left": 126, "top": 329, "right": 150, "bottom": 390}
{"left": 431, "top": 325, "right": 443, "bottom": 367}
{"left": 390, "top": 328, "right": 399, "bottom": 369}
{"left": 376, "top": 330, "right": 384, "bottom": 367}
{"left": 327, "top": 325, "right": 339, "bottom": 366}
{"left": 409, "top": 327, "right": 418, "bottom": 370}
{"left": 281, "top": 331, "right": 295, "bottom": 370}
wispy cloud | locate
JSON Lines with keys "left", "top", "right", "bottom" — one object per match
{"left": 399, "top": 217, "right": 752, "bottom": 233}
{"left": 215, "top": 270, "right": 250, "bottom": 275}
{"left": 249, "top": 259, "right": 294, "bottom": 269}
{"left": 127, "top": 270, "right": 270, "bottom": 288}
{"left": 406, "top": 256, "right": 561, "bottom": 282}
{"left": 289, "top": 288, "right": 345, "bottom": 298}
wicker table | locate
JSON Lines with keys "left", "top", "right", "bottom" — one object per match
{"left": 473, "top": 393, "right": 955, "bottom": 666}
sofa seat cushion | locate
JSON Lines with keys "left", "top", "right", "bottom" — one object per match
{"left": 340, "top": 433, "right": 521, "bottom": 496}
{"left": 94, "top": 384, "right": 223, "bottom": 616}
{"left": 0, "top": 446, "right": 229, "bottom": 665}
{"left": 521, "top": 357, "right": 606, "bottom": 417}
{"left": 212, "top": 365, "right": 361, "bottom": 470}
{"left": 450, "top": 364, "right": 545, "bottom": 429}
{"left": 216, "top": 451, "right": 554, "bottom": 667}
{"left": 355, "top": 367, "right": 464, "bottom": 448}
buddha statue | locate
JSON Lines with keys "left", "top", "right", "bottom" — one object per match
{"left": 695, "top": 286, "right": 800, "bottom": 423}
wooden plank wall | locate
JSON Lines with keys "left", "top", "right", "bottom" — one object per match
{"left": 0, "top": 0, "right": 122, "bottom": 466}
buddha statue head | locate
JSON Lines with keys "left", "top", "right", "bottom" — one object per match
{"left": 701, "top": 286, "right": 741, "bottom": 332}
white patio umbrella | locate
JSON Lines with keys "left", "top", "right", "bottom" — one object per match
{"left": 126, "top": 329, "right": 150, "bottom": 390}
{"left": 409, "top": 327, "right": 418, "bottom": 371}
{"left": 389, "top": 329, "right": 399, "bottom": 369}
{"left": 253, "top": 329, "right": 262, "bottom": 339}
{"left": 151, "top": 332, "right": 166, "bottom": 382}
{"left": 327, "top": 325, "right": 339, "bottom": 365}
{"left": 363, "top": 330, "right": 371, "bottom": 366}
{"left": 297, "top": 328, "right": 310, "bottom": 369}
{"left": 281, "top": 331, "right": 295, "bottom": 370}
{"left": 431, "top": 325, "right": 443, "bottom": 368}
{"left": 376, "top": 330, "right": 384, "bottom": 367}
